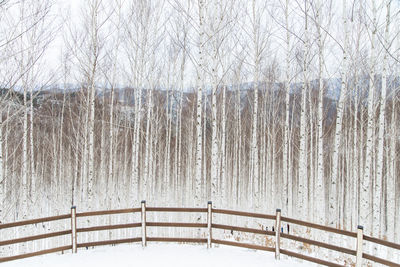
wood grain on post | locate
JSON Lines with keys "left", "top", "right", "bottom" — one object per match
{"left": 275, "top": 209, "right": 281, "bottom": 260}
{"left": 71, "top": 206, "right": 77, "bottom": 253}
{"left": 356, "top": 225, "right": 363, "bottom": 267}
{"left": 141, "top": 201, "right": 147, "bottom": 247}
{"left": 207, "top": 201, "right": 212, "bottom": 248}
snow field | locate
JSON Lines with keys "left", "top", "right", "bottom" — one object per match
{"left": 1, "top": 243, "right": 315, "bottom": 267}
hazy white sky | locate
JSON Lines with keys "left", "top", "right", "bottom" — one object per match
{"left": 23, "top": 0, "right": 400, "bottom": 88}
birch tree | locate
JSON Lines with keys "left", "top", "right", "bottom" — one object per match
{"left": 208, "top": 0, "right": 235, "bottom": 205}
{"left": 241, "top": 0, "right": 270, "bottom": 209}
{"left": 20, "top": 0, "right": 29, "bottom": 222}
{"left": 314, "top": 0, "right": 327, "bottom": 225}
{"left": 176, "top": 15, "right": 189, "bottom": 205}
{"left": 105, "top": 0, "right": 124, "bottom": 208}
{"left": 124, "top": 0, "right": 161, "bottom": 204}
{"left": 210, "top": 0, "right": 220, "bottom": 204}
{"left": 388, "top": 92, "right": 397, "bottom": 242}
{"left": 388, "top": 5, "right": 399, "bottom": 242}
{"left": 329, "top": 0, "right": 349, "bottom": 228}
{"left": 0, "top": 107, "right": 4, "bottom": 223}
{"left": 65, "top": 0, "right": 107, "bottom": 211}
{"left": 194, "top": 0, "right": 206, "bottom": 207}
{"left": 298, "top": 0, "right": 310, "bottom": 219}
{"left": 361, "top": 0, "right": 377, "bottom": 233}
{"left": 249, "top": 0, "right": 260, "bottom": 209}
{"left": 0, "top": 0, "right": 12, "bottom": 223}
{"left": 13, "top": 0, "right": 55, "bottom": 220}
{"left": 87, "top": 0, "right": 102, "bottom": 211}
{"left": 282, "top": 0, "right": 292, "bottom": 217}
{"left": 374, "top": 0, "right": 390, "bottom": 238}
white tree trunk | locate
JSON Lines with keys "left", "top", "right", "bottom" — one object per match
{"left": 220, "top": 85, "right": 226, "bottom": 207}
{"left": 315, "top": 0, "right": 325, "bottom": 225}
{"left": 164, "top": 84, "right": 172, "bottom": 199}
{"left": 0, "top": 118, "right": 3, "bottom": 222}
{"left": 58, "top": 82, "right": 66, "bottom": 208}
{"left": 298, "top": 0, "right": 309, "bottom": 219}
{"left": 308, "top": 79, "right": 314, "bottom": 222}
{"left": 22, "top": 80, "right": 28, "bottom": 221}
{"left": 87, "top": 0, "right": 100, "bottom": 212}
{"left": 395, "top": 20, "right": 400, "bottom": 244}
{"left": 388, "top": 98, "right": 396, "bottom": 241}
{"left": 100, "top": 89, "right": 106, "bottom": 206}
{"left": 329, "top": 0, "right": 348, "bottom": 228}
{"left": 81, "top": 89, "right": 89, "bottom": 205}
{"left": 29, "top": 85, "right": 36, "bottom": 202}
{"left": 283, "top": 0, "right": 291, "bottom": 216}
{"left": 143, "top": 85, "right": 153, "bottom": 201}
{"left": 202, "top": 93, "right": 207, "bottom": 202}
{"left": 374, "top": 0, "right": 390, "bottom": 238}
{"left": 361, "top": 0, "right": 377, "bottom": 233}
{"left": 3, "top": 107, "right": 10, "bottom": 218}
{"left": 210, "top": 0, "right": 219, "bottom": 203}
{"left": 352, "top": 82, "right": 359, "bottom": 230}
{"left": 234, "top": 79, "right": 242, "bottom": 206}
{"left": 195, "top": 0, "right": 205, "bottom": 208}
{"left": 108, "top": 1, "right": 123, "bottom": 208}
{"left": 132, "top": 80, "right": 143, "bottom": 204}
{"left": 352, "top": 24, "right": 363, "bottom": 231}
{"left": 210, "top": 66, "right": 219, "bottom": 203}
{"left": 177, "top": 37, "right": 186, "bottom": 204}
{"left": 250, "top": 0, "right": 260, "bottom": 209}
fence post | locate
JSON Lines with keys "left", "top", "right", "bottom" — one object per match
{"left": 207, "top": 201, "right": 212, "bottom": 249}
{"left": 141, "top": 200, "right": 147, "bottom": 247}
{"left": 356, "top": 225, "right": 363, "bottom": 267}
{"left": 275, "top": 209, "right": 281, "bottom": 260}
{"left": 71, "top": 206, "right": 77, "bottom": 253}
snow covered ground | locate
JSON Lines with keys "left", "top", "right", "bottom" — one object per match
{"left": 2, "top": 244, "right": 315, "bottom": 267}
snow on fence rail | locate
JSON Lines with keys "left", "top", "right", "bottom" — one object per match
{"left": 1, "top": 201, "right": 399, "bottom": 267}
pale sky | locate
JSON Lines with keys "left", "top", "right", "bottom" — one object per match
{"left": 25, "top": 0, "right": 400, "bottom": 88}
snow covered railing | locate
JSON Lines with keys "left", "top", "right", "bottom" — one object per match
{"left": 1, "top": 202, "right": 400, "bottom": 267}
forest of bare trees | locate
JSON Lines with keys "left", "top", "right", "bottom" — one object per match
{"left": 0, "top": 0, "right": 399, "bottom": 259}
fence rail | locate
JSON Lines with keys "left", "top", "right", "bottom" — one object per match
{"left": 1, "top": 201, "right": 399, "bottom": 267}
{"left": 0, "top": 214, "right": 70, "bottom": 229}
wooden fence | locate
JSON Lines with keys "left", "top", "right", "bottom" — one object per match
{"left": 1, "top": 201, "right": 399, "bottom": 267}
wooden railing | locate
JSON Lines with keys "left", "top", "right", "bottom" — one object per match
{"left": 1, "top": 201, "right": 399, "bottom": 267}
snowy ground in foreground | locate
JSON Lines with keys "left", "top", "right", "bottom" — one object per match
{"left": 2, "top": 243, "right": 315, "bottom": 267}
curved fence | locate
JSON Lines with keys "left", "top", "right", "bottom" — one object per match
{"left": 1, "top": 201, "right": 399, "bottom": 267}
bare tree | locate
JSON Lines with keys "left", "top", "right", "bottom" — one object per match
{"left": 329, "top": 0, "right": 349, "bottom": 229}
{"left": 361, "top": 0, "right": 377, "bottom": 234}
{"left": 194, "top": 0, "right": 206, "bottom": 207}
{"left": 298, "top": 0, "right": 310, "bottom": 220}
{"left": 374, "top": 0, "right": 390, "bottom": 239}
